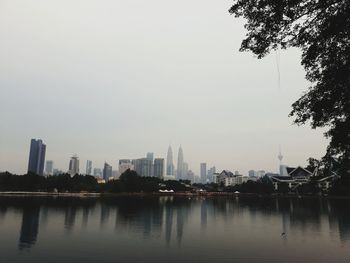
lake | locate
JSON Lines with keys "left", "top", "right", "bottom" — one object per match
{"left": 0, "top": 196, "right": 349, "bottom": 263}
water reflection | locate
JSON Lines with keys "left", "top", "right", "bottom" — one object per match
{"left": 19, "top": 205, "right": 40, "bottom": 250}
{"left": 0, "top": 196, "right": 349, "bottom": 259}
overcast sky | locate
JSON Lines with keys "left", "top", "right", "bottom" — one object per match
{"left": 0, "top": 0, "right": 328, "bottom": 175}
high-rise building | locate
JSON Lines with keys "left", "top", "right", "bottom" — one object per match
{"left": 68, "top": 155, "right": 79, "bottom": 176}
{"left": 154, "top": 158, "right": 164, "bottom": 178}
{"left": 146, "top": 152, "right": 154, "bottom": 163}
{"left": 248, "top": 170, "right": 256, "bottom": 177}
{"left": 166, "top": 146, "right": 174, "bottom": 176}
{"left": 182, "top": 162, "right": 189, "bottom": 180}
{"left": 93, "top": 168, "right": 102, "bottom": 177}
{"left": 200, "top": 163, "right": 207, "bottom": 183}
{"left": 27, "top": 139, "right": 46, "bottom": 176}
{"left": 207, "top": 166, "right": 216, "bottom": 183}
{"left": 86, "top": 160, "right": 92, "bottom": 175}
{"left": 134, "top": 158, "right": 152, "bottom": 177}
{"left": 119, "top": 159, "right": 134, "bottom": 175}
{"left": 45, "top": 160, "right": 54, "bottom": 176}
{"left": 177, "top": 146, "right": 184, "bottom": 180}
{"left": 103, "top": 162, "right": 112, "bottom": 181}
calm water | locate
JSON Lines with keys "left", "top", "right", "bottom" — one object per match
{"left": 0, "top": 196, "right": 349, "bottom": 263}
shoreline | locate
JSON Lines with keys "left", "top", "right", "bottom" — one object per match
{"left": 0, "top": 191, "right": 350, "bottom": 199}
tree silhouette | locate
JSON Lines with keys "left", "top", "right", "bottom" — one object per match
{"left": 229, "top": 0, "right": 350, "bottom": 176}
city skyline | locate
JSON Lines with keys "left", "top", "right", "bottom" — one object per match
{"left": 5, "top": 138, "right": 308, "bottom": 177}
{"left": 0, "top": 0, "right": 327, "bottom": 176}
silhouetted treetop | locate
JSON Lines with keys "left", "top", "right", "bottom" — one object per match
{"left": 230, "top": 0, "right": 350, "bottom": 175}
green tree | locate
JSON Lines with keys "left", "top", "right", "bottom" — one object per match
{"left": 229, "top": 0, "right": 350, "bottom": 176}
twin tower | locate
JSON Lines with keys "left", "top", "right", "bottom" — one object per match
{"left": 166, "top": 145, "right": 186, "bottom": 180}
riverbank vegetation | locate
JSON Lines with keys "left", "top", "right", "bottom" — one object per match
{"left": 1, "top": 169, "right": 349, "bottom": 196}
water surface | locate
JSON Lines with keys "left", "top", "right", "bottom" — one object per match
{"left": 0, "top": 196, "right": 349, "bottom": 263}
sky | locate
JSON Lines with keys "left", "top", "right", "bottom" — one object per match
{"left": 0, "top": 0, "right": 328, "bottom": 175}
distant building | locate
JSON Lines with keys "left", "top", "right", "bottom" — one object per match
{"left": 177, "top": 146, "right": 184, "bottom": 180}
{"left": 86, "top": 160, "right": 92, "bottom": 175}
{"left": 207, "top": 166, "right": 216, "bottom": 183}
{"left": 112, "top": 170, "right": 118, "bottom": 179}
{"left": 103, "top": 162, "right": 112, "bottom": 181}
{"left": 146, "top": 152, "right": 154, "bottom": 163}
{"left": 248, "top": 170, "right": 256, "bottom": 177}
{"left": 93, "top": 168, "right": 102, "bottom": 177}
{"left": 183, "top": 162, "right": 189, "bottom": 180}
{"left": 166, "top": 145, "right": 175, "bottom": 176}
{"left": 256, "top": 170, "right": 266, "bottom": 178}
{"left": 68, "top": 155, "right": 79, "bottom": 176}
{"left": 119, "top": 159, "right": 134, "bottom": 176}
{"left": 268, "top": 166, "right": 338, "bottom": 191}
{"left": 27, "top": 139, "right": 46, "bottom": 176}
{"left": 214, "top": 170, "right": 248, "bottom": 187}
{"left": 154, "top": 158, "right": 164, "bottom": 178}
{"left": 280, "top": 165, "right": 288, "bottom": 176}
{"left": 53, "top": 169, "right": 64, "bottom": 176}
{"left": 200, "top": 163, "right": 207, "bottom": 183}
{"left": 45, "top": 160, "right": 54, "bottom": 176}
{"left": 187, "top": 170, "right": 195, "bottom": 183}
{"left": 134, "top": 158, "right": 152, "bottom": 177}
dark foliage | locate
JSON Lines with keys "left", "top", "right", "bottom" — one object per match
{"left": 229, "top": 0, "right": 350, "bottom": 176}
{"left": 225, "top": 180, "right": 274, "bottom": 194}
{"left": 0, "top": 172, "right": 99, "bottom": 192}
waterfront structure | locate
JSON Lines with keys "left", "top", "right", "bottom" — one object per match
{"left": 68, "top": 155, "right": 79, "bottom": 176}
{"left": 154, "top": 158, "right": 164, "bottom": 178}
{"left": 166, "top": 146, "right": 174, "bottom": 176}
{"left": 45, "top": 160, "right": 54, "bottom": 176}
{"left": 119, "top": 159, "right": 134, "bottom": 175}
{"left": 268, "top": 166, "right": 338, "bottom": 191}
{"left": 214, "top": 170, "right": 249, "bottom": 187}
{"left": 27, "top": 139, "right": 46, "bottom": 176}
{"left": 86, "top": 160, "right": 92, "bottom": 175}
{"left": 177, "top": 146, "right": 184, "bottom": 180}
{"left": 134, "top": 158, "right": 152, "bottom": 177}
{"left": 103, "top": 162, "right": 112, "bottom": 181}
{"left": 200, "top": 163, "right": 207, "bottom": 183}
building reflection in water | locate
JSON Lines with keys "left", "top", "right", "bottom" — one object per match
{"left": 64, "top": 206, "right": 77, "bottom": 233}
{"left": 18, "top": 205, "right": 40, "bottom": 250}
{"left": 0, "top": 195, "right": 348, "bottom": 253}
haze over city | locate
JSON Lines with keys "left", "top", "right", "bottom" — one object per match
{"left": 0, "top": 0, "right": 327, "bottom": 175}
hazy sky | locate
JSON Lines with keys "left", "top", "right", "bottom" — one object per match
{"left": 0, "top": 0, "right": 328, "bottom": 175}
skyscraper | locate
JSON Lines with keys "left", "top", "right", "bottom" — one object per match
{"left": 200, "top": 163, "right": 207, "bottom": 183}
{"left": 177, "top": 146, "right": 184, "bottom": 180}
{"left": 103, "top": 162, "right": 112, "bottom": 181}
{"left": 45, "top": 160, "right": 54, "bottom": 176}
{"left": 183, "top": 162, "right": 189, "bottom": 180}
{"left": 166, "top": 145, "right": 174, "bottom": 176}
{"left": 134, "top": 158, "right": 152, "bottom": 177}
{"left": 68, "top": 155, "right": 79, "bottom": 176}
{"left": 119, "top": 159, "right": 134, "bottom": 175}
{"left": 93, "top": 168, "right": 102, "bottom": 177}
{"left": 146, "top": 152, "right": 154, "bottom": 176}
{"left": 154, "top": 158, "right": 164, "bottom": 178}
{"left": 207, "top": 166, "right": 216, "bottom": 183}
{"left": 27, "top": 139, "right": 46, "bottom": 176}
{"left": 86, "top": 160, "right": 92, "bottom": 175}
{"left": 146, "top": 152, "right": 154, "bottom": 163}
